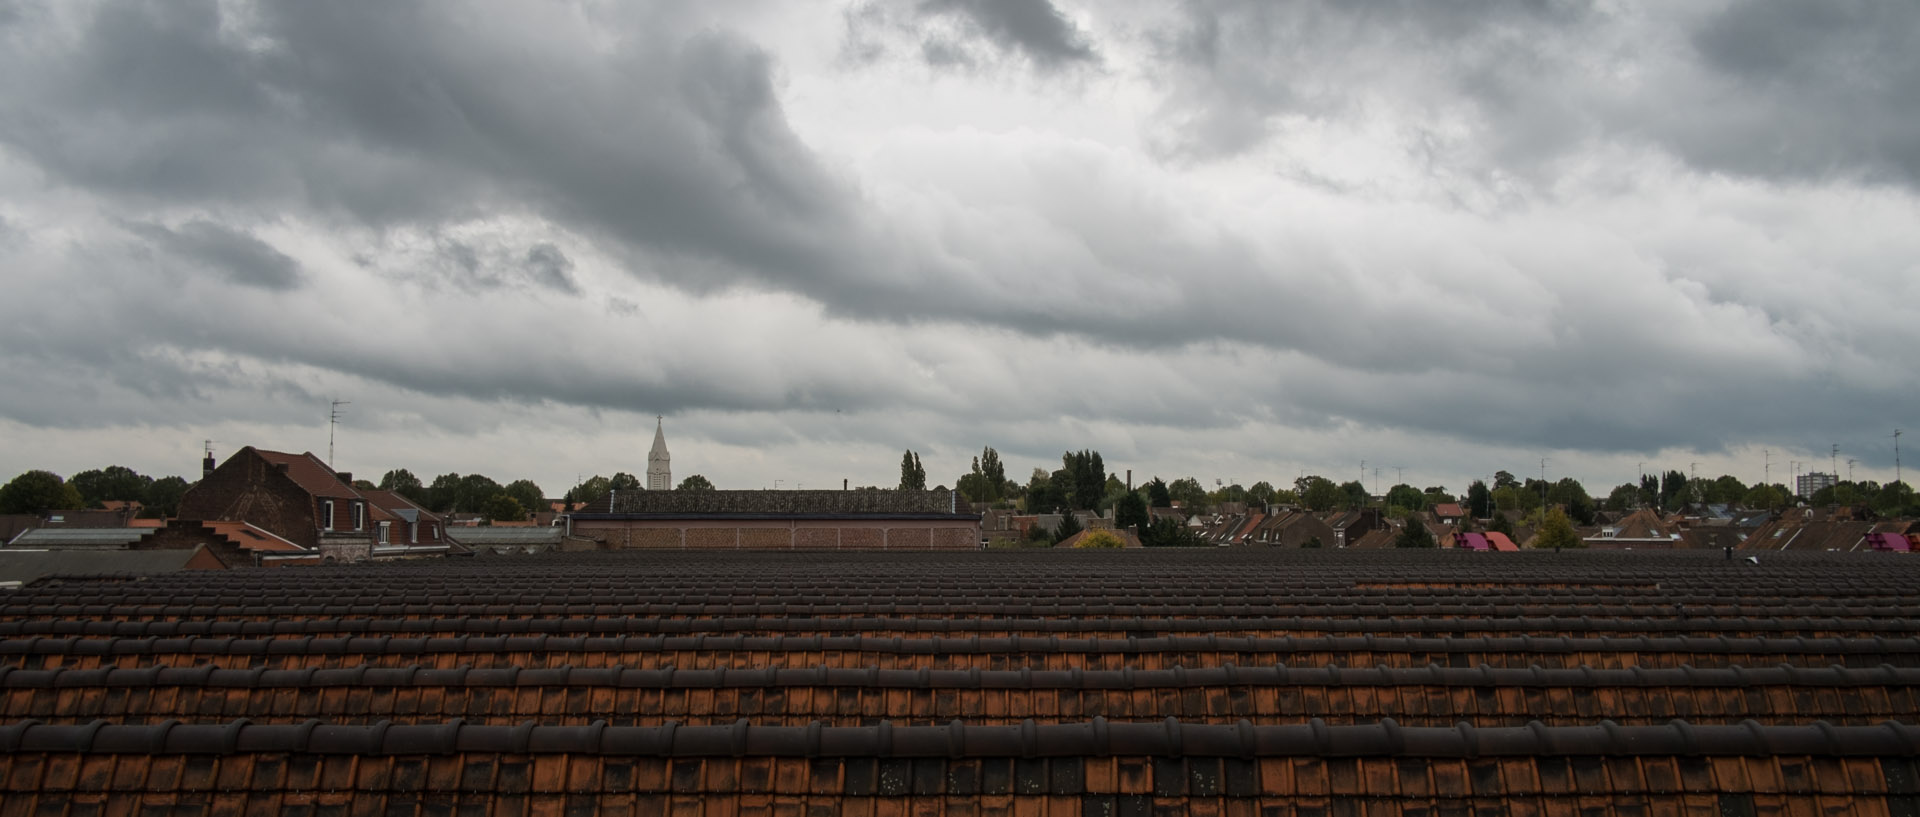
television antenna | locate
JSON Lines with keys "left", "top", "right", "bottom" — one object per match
{"left": 1895, "top": 429, "right": 1905, "bottom": 487}
{"left": 328, "top": 399, "right": 350, "bottom": 466}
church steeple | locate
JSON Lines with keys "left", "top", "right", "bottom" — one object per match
{"left": 647, "top": 416, "right": 671, "bottom": 490}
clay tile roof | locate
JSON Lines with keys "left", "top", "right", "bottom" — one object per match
{"left": 6, "top": 548, "right": 1920, "bottom": 810}
{"left": 201, "top": 521, "right": 308, "bottom": 553}
{"left": 253, "top": 448, "right": 361, "bottom": 500}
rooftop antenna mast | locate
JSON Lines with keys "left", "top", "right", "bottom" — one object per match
{"left": 1896, "top": 429, "right": 1905, "bottom": 487}
{"left": 1847, "top": 459, "right": 1857, "bottom": 483}
{"left": 1831, "top": 444, "right": 1840, "bottom": 479}
{"left": 328, "top": 399, "right": 350, "bottom": 467}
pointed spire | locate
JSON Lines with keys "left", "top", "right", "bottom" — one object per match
{"left": 648, "top": 416, "right": 671, "bottom": 490}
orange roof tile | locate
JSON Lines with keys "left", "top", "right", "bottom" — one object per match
{"left": 202, "top": 520, "right": 308, "bottom": 553}
{"left": 254, "top": 449, "right": 361, "bottom": 501}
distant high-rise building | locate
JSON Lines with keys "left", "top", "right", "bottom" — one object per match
{"left": 647, "top": 417, "right": 671, "bottom": 491}
{"left": 1796, "top": 471, "right": 1837, "bottom": 498}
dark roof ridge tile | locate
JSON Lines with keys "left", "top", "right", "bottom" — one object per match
{"left": 8, "top": 718, "right": 1918, "bottom": 758}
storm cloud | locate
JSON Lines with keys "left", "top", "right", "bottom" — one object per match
{"left": 0, "top": 0, "right": 1913, "bottom": 496}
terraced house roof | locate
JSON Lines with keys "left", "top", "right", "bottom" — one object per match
{"left": 3, "top": 548, "right": 1920, "bottom": 814}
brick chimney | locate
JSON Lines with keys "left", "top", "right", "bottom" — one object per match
{"left": 202, "top": 454, "right": 216, "bottom": 479}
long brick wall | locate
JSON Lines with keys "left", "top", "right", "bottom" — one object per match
{"left": 572, "top": 518, "right": 979, "bottom": 550}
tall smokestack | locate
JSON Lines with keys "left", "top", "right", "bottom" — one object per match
{"left": 1127, "top": 469, "right": 1132, "bottom": 491}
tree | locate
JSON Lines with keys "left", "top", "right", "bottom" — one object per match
{"left": 379, "top": 469, "right": 426, "bottom": 502}
{"left": 143, "top": 476, "right": 189, "bottom": 518}
{"left": 504, "top": 479, "right": 546, "bottom": 512}
{"left": 1706, "top": 475, "right": 1748, "bottom": 505}
{"left": 1052, "top": 511, "right": 1082, "bottom": 544}
{"left": 69, "top": 465, "right": 151, "bottom": 507}
{"left": 609, "top": 472, "right": 642, "bottom": 492}
{"left": 1338, "top": 480, "right": 1368, "bottom": 510}
{"left": 1074, "top": 530, "right": 1125, "bottom": 549}
{"left": 1298, "top": 476, "right": 1343, "bottom": 512}
{"left": 899, "top": 450, "right": 926, "bottom": 490}
{"left": 1383, "top": 484, "right": 1426, "bottom": 514}
{"left": 1210, "top": 483, "right": 1248, "bottom": 506}
{"left": 1534, "top": 507, "right": 1582, "bottom": 549}
{"left": 1025, "top": 471, "right": 1066, "bottom": 513}
{"left": 1546, "top": 478, "right": 1596, "bottom": 525}
{"left": 957, "top": 447, "right": 1007, "bottom": 504}
{"left": 1494, "top": 470, "right": 1518, "bottom": 490}
{"left": 1054, "top": 450, "right": 1105, "bottom": 510}
{"left": 1491, "top": 485, "right": 1540, "bottom": 512}
{"left": 0, "top": 471, "right": 83, "bottom": 514}
{"left": 1146, "top": 478, "right": 1172, "bottom": 508}
{"left": 1167, "top": 477, "right": 1207, "bottom": 509}
{"left": 1487, "top": 511, "right": 1515, "bottom": 537}
{"left": 1874, "top": 481, "right": 1916, "bottom": 517}
{"left": 1114, "top": 491, "right": 1150, "bottom": 532}
{"left": 1466, "top": 480, "right": 1492, "bottom": 519}
{"left": 1395, "top": 518, "right": 1436, "bottom": 548}
{"left": 565, "top": 475, "right": 611, "bottom": 505}
{"left": 458, "top": 474, "right": 504, "bottom": 514}
{"left": 1140, "top": 515, "right": 1206, "bottom": 548}
{"left": 956, "top": 446, "right": 1006, "bottom": 503}
{"left": 1744, "top": 483, "right": 1788, "bottom": 510}
{"left": 1603, "top": 483, "right": 1640, "bottom": 513}
{"left": 676, "top": 475, "right": 715, "bottom": 491}
{"left": 480, "top": 493, "right": 528, "bottom": 523}
{"left": 423, "top": 473, "right": 462, "bottom": 513}
{"left": 1659, "top": 469, "right": 1689, "bottom": 511}
{"left": 1247, "top": 481, "right": 1276, "bottom": 506}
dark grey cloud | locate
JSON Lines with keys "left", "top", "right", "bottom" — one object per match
{"left": 1149, "top": 0, "right": 1920, "bottom": 191}
{"left": 920, "top": 0, "right": 1095, "bottom": 67}
{"left": 0, "top": 0, "right": 855, "bottom": 290}
{"left": 524, "top": 244, "right": 578, "bottom": 295}
{"left": 841, "top": 0, "right": 1095, "bottom": 72}
{"left": 1680, "top": 1, "right": 1920, "bottom": 186}
{"left": 128, "top": 220, "right": 303, "bottom": 291}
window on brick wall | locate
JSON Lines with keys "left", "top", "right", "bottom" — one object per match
{"left": 321, "top": 500, "right": 334, "bottom": 531}
{"left": 351, "top": 502, "right": 364, "bottom": 531}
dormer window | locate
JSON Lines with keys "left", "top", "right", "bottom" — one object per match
{"left": 321, "top": 500, "right": 334, "bottom": 531}
{"left": 351, "top": 502, "right": 365, "bottom": 531}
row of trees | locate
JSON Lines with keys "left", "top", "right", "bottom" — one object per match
{"left": 386, "top": 470, "right": 716, "bottom": 522}
{"left": 933, "top": 443, "right": 1920, "bottom": 527}
{"left": 0, "top": 467, "right": 190, "bottom": 517}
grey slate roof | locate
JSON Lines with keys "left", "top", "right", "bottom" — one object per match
{"left": 5, "top": 528, "right": 154, "bottom": 548}
{"left": 444, "top": 527, "right": 566, "bottom": 546}
{"left": 0, "top": 549, "right": 197, "bottom": 586}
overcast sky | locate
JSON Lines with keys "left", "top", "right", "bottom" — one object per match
{"left": 2, "top": 0, "right": 1917, "bottom": 498}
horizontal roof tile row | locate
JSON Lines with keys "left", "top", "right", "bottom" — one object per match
{"left": 6, "top": 717, "right": 1920, "bottom": 759}
{"left": 8, "top": 634, "right": 1917, "bottom": 659}
{"left": 0, "top": 614, "right": 1907, "bottom": 641}
{"left": 15, "top": 683, "right": 1906, "bottom": 729}
{"left": 5, "top": 662, "right": 1918, "bottom": 691}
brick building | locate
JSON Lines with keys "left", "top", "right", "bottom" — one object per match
{"left": 570, "top": 489, "right": 981, "bottom": 550}
{"left": 179, "top": 447, "right": 455, "bottom": 562}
